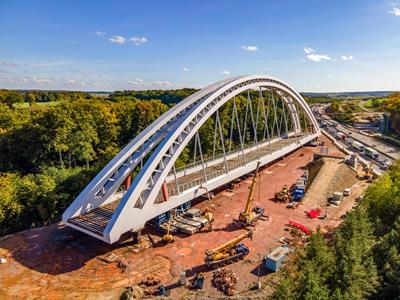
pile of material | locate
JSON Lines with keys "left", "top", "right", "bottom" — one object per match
{"left": 139, "top": 275, "right": 162, "bottom": 296}
{"left": 211, "top": 268, "right": 238, "bottom": 296}
{"left": 307, "top": 208, "right": 321, "bottom": 218}
{"left": 287, "top": 220, "right": 311, "bottom": 235}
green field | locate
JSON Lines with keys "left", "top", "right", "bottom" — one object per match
{"left": 15, "top": 101, "right": 63, "bottom": 108}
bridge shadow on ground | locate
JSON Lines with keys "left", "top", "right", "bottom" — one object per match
{"left": 0, "top": 222, "right": 130, "bottom": 275}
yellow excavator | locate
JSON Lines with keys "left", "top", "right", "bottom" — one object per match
{"left": 274, "top": 185, "right": 291, "bottom": 203}
{"left": 364, "top": 161, "right": 374, "bottom": 181}
{"left": 238, "top": 161, "right": 265, "bottom": 226}
{"left": 204, "top": 230, "right": 253, "bottom": 268}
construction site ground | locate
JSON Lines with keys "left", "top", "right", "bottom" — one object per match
{"left": 0, "top": 134, "right": 370, "bottom": 300}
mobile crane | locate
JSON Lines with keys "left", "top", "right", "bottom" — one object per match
{"left": 237, "top": 161, "right": 265, "bottom": 226}
{"left": 204, "top": 230, "right": 253, "bottom": 268}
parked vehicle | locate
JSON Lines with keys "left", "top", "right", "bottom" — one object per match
{"left": 343, "top": 188, "right": 352, "bottom": 196}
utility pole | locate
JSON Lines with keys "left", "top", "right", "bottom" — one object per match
{"left": 257, "top": 253, "right": 262, "bottom": 289}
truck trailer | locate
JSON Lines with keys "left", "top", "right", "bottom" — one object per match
{"left": 364, "top": 147, "right": 379, "bottom": 159}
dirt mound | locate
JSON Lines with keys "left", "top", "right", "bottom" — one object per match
{"left": 303, "top": 157, "right": 357, "bottom": 207}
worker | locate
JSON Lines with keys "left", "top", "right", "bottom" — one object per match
{"left": 203, "top": 207, "right": 214, "bottom": 231}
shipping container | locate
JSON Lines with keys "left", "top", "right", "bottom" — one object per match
{"left": 265, "top": 246, "right": 290, "bottom": 272}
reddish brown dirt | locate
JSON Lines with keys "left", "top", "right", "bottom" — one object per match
{"left": 0, "top": 134, "right": 367, "bottom": 299}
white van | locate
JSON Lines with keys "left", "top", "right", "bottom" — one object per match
{"left": 343, "top": 188, "right": 352, "bottom": 196}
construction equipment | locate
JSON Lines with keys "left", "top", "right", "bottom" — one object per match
{"left": 203, "top": 207, "right": 214, "bottom": 231}
{"left": 161, "top": 216, "right": 174, "bottom": 243}
{"left": 274, "top": 187, "right": 291, "bottom": 203}
{"left": 238, "top": 161, "right": 265, "bottom": 226}
{"left": 205, "top": 230, "right": 252, "bottom": 268}
{"left": 364, "top": 161, "right": 374, "bottom": 181}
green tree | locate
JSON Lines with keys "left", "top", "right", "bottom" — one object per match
{"left": 333, "top": 208, "right": 379, "bottom": 299}
{"left": 0, "top": 90, "right": 24, "bottom": 109}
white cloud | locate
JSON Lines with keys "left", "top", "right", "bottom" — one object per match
{"left": 65, "top": 79, "right": 76, "bottom": 85}
{"left": 241, "top": 45, "right": 258, "bottom": 52}
{"left": 304, "top": 47, "right": 315, "bottom": 54}
{"left": 221, "top": 70, "right": 230, "bottom": 75}
{"left": 126, "top": 78, "right": 172, "bottom": 88}
{"left": 95, "top": 31, "right": 105, "bottom": 36}
{"left": 109, "top": 35, "right": 126, "bottom": 44}
{"left": 307, "top": 54, "right": 331, "bottom": 62}
{"left": 183, "top": 67, "right": 190, "bottom": 72}
{"left": 130, "top": 36, "right": 148, "bottom": 45}
{"left": 29, "top": 60, "right": 71, "bottom": 67}
{"left": 389, "top": 7, "right": 400, "bottom": 16}
{"left": 20, "top": 76, "right": 53, "bottom": 85}
{"left": 0, "top": 60, "right": 19, "bottom": 68}
{"left": 127, "top": 78, "right": 144, "bottom": 85}
{"left": 341, "top": 55, "right": 354, "bottom": 61}
{"left": 327, "top": 74, "right": 333, "bottom": 78}
{"left": 152, "top": 81, "right": 171, "bottom": 87}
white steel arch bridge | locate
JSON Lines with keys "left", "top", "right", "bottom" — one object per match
{"left": 62, "top": 75, "right": 320, "bottom": 243}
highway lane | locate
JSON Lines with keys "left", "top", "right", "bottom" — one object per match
{"left": 311, "top": 104, "right": 399, "bottom": 172}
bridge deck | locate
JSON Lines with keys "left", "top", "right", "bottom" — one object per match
{"left": 68, "top": 135, "right": 306, "bottom": 236}
{"left": 166, "top": 136, "right": 303, "bottom": 196}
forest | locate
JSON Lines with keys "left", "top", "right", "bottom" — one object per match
{"left": 0, "top": 88, "right": 294, "bottom": 235}
{"left": 273, "top": 161, "right": 400, "bottom": 300}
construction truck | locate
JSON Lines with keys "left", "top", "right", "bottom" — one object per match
{"left": 238, "top": 161, "right": 265, "bottom": 226}
{"left": 274, "top": 185, "right": 291, "bottom": 203}
{"left": 205, "top": 230, "right": 253, "bottom": 268}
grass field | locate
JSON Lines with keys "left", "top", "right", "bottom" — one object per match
{"left": 15, "top": 101, "right": 62, "bottom": 108}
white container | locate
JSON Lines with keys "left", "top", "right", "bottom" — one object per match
{"left": 343, "top": 188, "right": 352, "bottom": 196}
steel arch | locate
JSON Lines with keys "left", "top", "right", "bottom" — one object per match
{"left": 63, "top": 75, "right": 320, "bottom": 243}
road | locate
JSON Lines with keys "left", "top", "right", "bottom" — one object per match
{"left": 311, "top": 104, "right": 400, "bottom": 172}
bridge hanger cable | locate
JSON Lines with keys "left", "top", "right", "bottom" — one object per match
{"left": 262, "top": 88, "right": 271, "bottom": 143}
{"left": 216, "top": 109, "right": 228, "bottom": 172}
{"left": 212, "top": 113, "right": 218, "bottom": 158}
{"left": 247, "top": 89, "right": 260, "bottom": 159}
{"left": 232, "top": 97, "right": 245, "bottom": 158}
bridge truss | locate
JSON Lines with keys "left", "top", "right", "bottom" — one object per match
{"left": 62, "top": 75, "right": 320, "bottom": 243}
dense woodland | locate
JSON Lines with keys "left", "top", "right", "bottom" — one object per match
{"left": 273, "top": 162, "right": 400, "bottom": 300}
{"left": 0, "top": 88, "right": 293, "bottom": 235}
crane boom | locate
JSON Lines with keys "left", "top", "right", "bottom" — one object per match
{"left": 243, "top": 161, "right": 260, "bottom": 215}
{"left": 207, "top": 230, "right": 252, "bottom": 255}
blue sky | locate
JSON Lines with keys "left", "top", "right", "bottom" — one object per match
{"left": 1, "top": 0, "right": 400, "bottom": 92}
